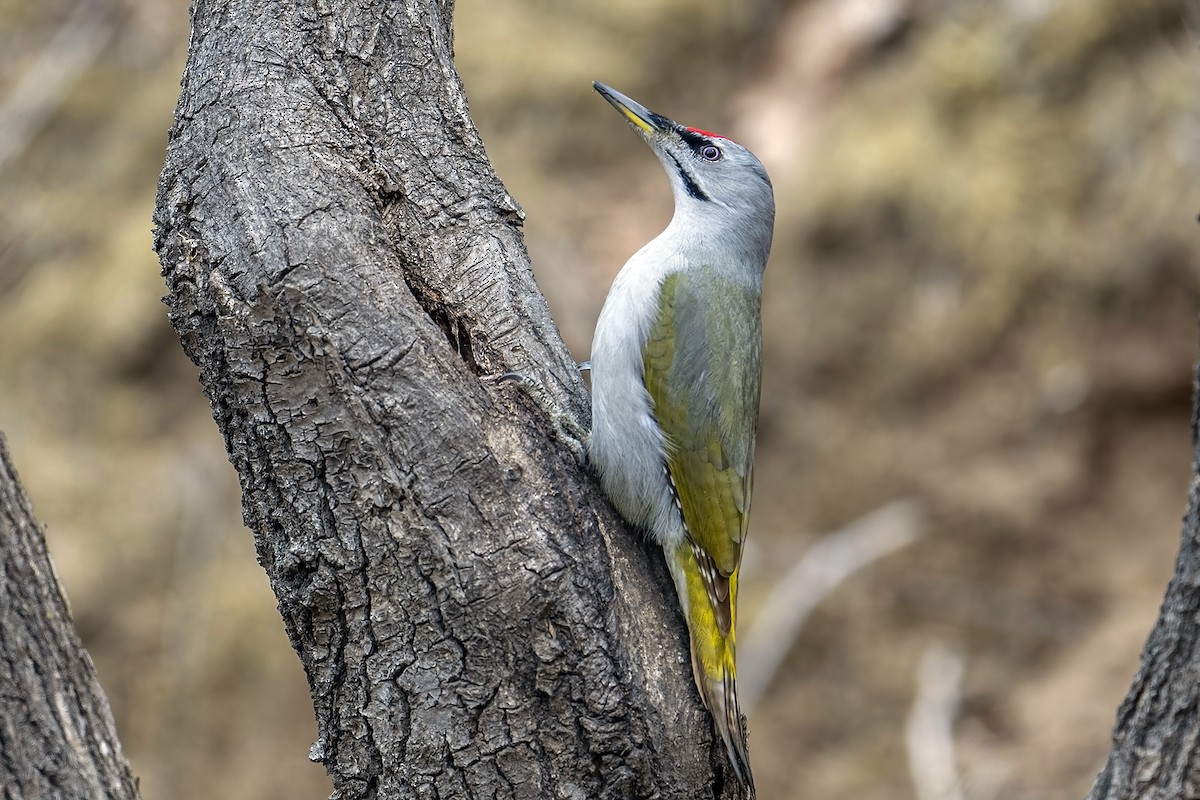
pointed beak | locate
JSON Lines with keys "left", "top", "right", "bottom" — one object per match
{"left": 593, "top": 82, "right": 676, "bottom": 137}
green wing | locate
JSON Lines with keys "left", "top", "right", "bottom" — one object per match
{"left": 643, "top": 270, "right": 762, "bottom": 635}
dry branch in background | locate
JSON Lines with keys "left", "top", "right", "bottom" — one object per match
{"left": 0, "top": 436, "right": 141, "bottom": 799}
{"left": 0, "top": 0, "right": 116, "bottom": 174}
{"left": 152, "top": 0, "right": 739, "bottom": 797}
{"left": 738, "top": 500, "right": 924, "bottom": 711}
{"left": 906, "top": 643, "right": 966, "bottom": 800}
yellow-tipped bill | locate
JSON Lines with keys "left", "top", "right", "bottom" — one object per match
{"left": 593, "top": 81, "right": 675, "bottom": 136}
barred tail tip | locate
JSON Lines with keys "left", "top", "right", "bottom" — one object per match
{"left": 701, "top": 672, "right": 754, "bottom": 793}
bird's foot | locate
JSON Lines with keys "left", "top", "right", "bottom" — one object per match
{"left": 485, "top": 368, "right": 590, "bottom": 465}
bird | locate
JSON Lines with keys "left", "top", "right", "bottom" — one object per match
{"left": 587, "top": 81, "right": 774, "bottom": 792}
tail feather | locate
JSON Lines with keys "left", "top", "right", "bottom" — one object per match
{"left": 667, "top": 543, "right": 755, "bottom": 793}
{"left": 695, "top": 661, "right": 753, "bottom": 792}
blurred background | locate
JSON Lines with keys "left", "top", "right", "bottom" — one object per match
{"left": 0, "top": 0, "right": 1197, "bottom": 797}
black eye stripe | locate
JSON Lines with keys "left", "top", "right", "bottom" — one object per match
{"left": 676, "top": 127, "right": 711, "bottom": 152}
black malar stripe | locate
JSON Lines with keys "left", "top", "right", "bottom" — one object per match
{"left": 666, "top": 152, "right": 710, "bottom": 202}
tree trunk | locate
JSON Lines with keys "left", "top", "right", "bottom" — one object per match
{"left": 0, "top": 436, "right": 141, "bottom": 800}
{"left": 1086, "top": 359, "right": 1200, "bottom": 800}
{"left": 152, "top": 0, "right": 732, "bottom": 797}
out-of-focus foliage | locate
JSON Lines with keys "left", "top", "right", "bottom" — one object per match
{"left": 0, "top": 0, "right": 1194, "bottom": 797}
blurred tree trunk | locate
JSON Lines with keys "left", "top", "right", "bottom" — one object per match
{"left": 152, "top": 1, "right": 735, "bottom": 798}
{"left": 0, "top": 436, "right": 141, "bottom": 799}
{"left": 1086, "top": 361, "right": 1200, "bottom": 800}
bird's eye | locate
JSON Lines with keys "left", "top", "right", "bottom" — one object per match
{"left": 700, "top": 144, "right": 722, "bottom": 161}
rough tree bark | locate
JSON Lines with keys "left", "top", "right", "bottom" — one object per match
{"left": 0, "top": 436, "right": 141, "bottom": 800}
{"left": 1086, "top": 360, "right": 1200, "bottom": 800}
{"left": 152, "top": 0, "right": 733, "bottom": 798}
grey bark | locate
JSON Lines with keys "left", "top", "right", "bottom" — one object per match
{"left": 152, "top": 0, "right": 735, "bottom": 798}
{"left": 0, "top": 436, "right": 141, "bottom": 800}
{"left": 1086, "top": 360, "right": 1200, "bottom": 800}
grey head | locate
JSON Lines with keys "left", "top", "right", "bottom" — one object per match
{"left": 593, "top": 81, "right": 775, "bottom": 267}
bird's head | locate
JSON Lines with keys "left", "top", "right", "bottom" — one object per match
{"left": 593, "top": 81, "right": 774, "bottom": 254}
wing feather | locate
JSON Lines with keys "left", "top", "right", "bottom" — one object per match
{"left": 643, "top": 270, "right": 761, "bottom": 634}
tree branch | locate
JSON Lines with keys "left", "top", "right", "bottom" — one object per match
{"left": 0, "top": 435, "right": 141, "bottom": 799}
{"left": 153, "top": 0, "right": 733, "bottom": 796}
{"left": 1086, "top": 359, "right": 1200, "bottom": 799}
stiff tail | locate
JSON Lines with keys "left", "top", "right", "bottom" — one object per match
{"left": 666, "top": 542, "right": 755, "bottom": 792}
{"left": 694, "top": 647, "right": 753, "bottom": 791}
